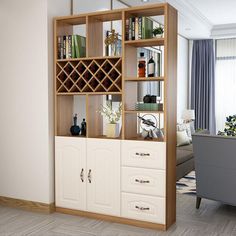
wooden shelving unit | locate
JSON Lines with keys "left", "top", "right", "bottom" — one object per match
{"left": 54, "top": 3, "right": 177, "bottom": 231}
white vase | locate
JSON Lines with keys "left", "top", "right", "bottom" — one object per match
{"left": 106, "top": 123, "right": 120, "bottom": 138}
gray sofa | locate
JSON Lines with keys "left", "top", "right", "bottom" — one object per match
{"left": 192, "top": 133, "right": 236, "bottom": 208}
{"left": 176, "top": 144, "right": 194, "bottom": 181}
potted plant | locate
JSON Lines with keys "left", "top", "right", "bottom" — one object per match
{"left": 218, "top": 115, "right": 236, "bottom": 136}
{"left": 152, "top": 26, "right": 164, "bottom": 38}
{"left": 98, "top": 102, "right": 122, "bottom": 138}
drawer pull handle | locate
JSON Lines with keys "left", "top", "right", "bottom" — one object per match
{"left": 135, "top": 179, "right": 150, "bottom": 184}
{"left": 88, "top": 169, "right": 92, "bottom": 183}
{"left": 135, "top": 152, "right": 150, "bottom": 157}
{"left": 80, "top": 168, "right": 84, "bottom": 182}
{"left": 135, "top": 206, "right": 150, "bottom": 211}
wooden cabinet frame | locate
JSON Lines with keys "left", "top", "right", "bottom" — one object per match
{"left": 54, "top": 3, "right": 177, "bottom": 230}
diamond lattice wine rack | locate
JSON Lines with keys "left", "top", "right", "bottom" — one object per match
{"left": 56, "top": 57, "right": 122, "bottom": 94}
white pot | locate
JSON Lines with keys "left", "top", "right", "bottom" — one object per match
{"left": 154, "top": 34, "right": 163, "bottom": 38}
{"left": 106, "top": 123, "right": 120, "bottom": 138}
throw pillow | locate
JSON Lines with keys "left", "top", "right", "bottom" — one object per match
{"left": 177, "top": 130, "right": 191, "bottom": 147}
{"left": 177, "top": 122, "right": 192, "bottom": 142}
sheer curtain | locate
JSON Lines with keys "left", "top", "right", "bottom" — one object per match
{"left": 215, "top": 39, "right": 236, "bottom": 133}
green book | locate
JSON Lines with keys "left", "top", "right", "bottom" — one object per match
{"left": 72, "top": 35, "right": 76, "bottom": 58}
{"left": 73, "top": 35, "right": 86, "bottom": 58}
{"left": 142, "top": 17, "right": 153, "bottom": 39}
{"left": 78, "top": 36, "right": 86, "bottom": 58}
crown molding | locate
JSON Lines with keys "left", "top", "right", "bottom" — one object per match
{"left": 166, "top": 0, "right": 212, "bottom": 31}
{"left": 211, "top": 23, "right": 236, "bottom": 38}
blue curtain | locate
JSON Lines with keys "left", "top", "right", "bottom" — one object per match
{"left": 191, "top": 39, "right": 216, "bottom": 134}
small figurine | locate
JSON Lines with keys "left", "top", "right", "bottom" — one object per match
{"left": 70, "top": 114, "right": 80, "bottom": 136}
{"left": 80, "top": 118, "right": 86, "bottom": 136}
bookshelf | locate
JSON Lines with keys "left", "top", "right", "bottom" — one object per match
{"left": 54, "top": 3, "right": 177, "bottom": 231}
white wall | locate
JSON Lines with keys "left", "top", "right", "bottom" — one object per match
{"left": 0, "top": 0, "right": 70, "bottom": 204}
{"left": 177, "top": 35, "right": 189, "bottom": 121}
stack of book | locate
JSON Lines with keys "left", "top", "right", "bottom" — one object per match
{"left": 125, "top": 17, "right": 153, "bottom": 41}
{"left": 57, "top": 35, "right": 86, "bottom": 59}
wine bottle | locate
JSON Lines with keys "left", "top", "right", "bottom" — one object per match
{"left": 148, "top": 56, "right": 155, "bottom": 77}
{"left": 138, "top": 52, "right": 146, "bottom": 77}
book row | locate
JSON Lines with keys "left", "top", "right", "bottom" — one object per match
{"left": 57, "top": 35, "right": 86, "bottom": 59}
{"left": 125, "top": 17, "right": 153, "bottom": 41}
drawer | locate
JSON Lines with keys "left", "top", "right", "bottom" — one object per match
{"left": 121, "top": 193, "right": 165, "bottom": 224}
{"left": 121, "top": 140, "right": 166, "bottom": 169}
{"left": 122, "top": 167, "right": 166, "bottom": 197}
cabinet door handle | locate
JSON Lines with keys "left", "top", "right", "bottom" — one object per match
{"left": 135, "top": 206, "right": 150, "bottom": 211}
{"left": 88, "top": 169, "right": 92, "bottom": 183}
{"left": 80, "top": 168, "right": 84, "bottom": 182}
{"left": 135, "top": 179, "right": 150, "bottom": 184}
{"left": 135, "top": 152, "right": 150, "bottom": 157}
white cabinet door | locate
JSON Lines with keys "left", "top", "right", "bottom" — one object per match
{"left": 55, "top": 137, "right": 86, "bottom": 210}
{"left": 87, "top": 139, "right": 120, "bottom": 216}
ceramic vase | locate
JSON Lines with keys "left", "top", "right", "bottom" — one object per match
{"left": 106, "top": 123, "right": 119, "bottom": 138}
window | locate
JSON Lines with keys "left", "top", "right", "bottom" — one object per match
{"left": 215, "top": 38, "right": 236, "bottom": 132}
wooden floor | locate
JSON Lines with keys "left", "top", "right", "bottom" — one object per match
{"left": 1, "top": 194, "right": 236, "bottom": 236}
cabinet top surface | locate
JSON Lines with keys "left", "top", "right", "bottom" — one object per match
{"left": 54, "top": 3, "right": 173, "bottom": 23}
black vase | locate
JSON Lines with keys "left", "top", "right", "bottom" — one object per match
{"left": 81, "top": 118, "right": 87, "bottom": 136}
{"left": 70, "top": 114, "right": 80, "bottom": 136}
{"left": 143, "top": 94, "right": 152, "bottom": 103}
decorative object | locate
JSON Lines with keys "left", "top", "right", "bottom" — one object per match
{"left": 98, "top": 102, "right": 122, "bottom": 138}
{"left": 152, "top": 26, "right": 164, "bottom": 38}
{"left": 143, "top": 94, "right": 156, "bottom": 103}
{"left": 151, "top": 95, "right": 157, "bottom": 103}
{"left": 105, "top": 31, "right": 122, "bottom": 56}
{"left": 106, "top": 123, "right": 120, "bottom": 138}
{"left": 138, "top": 114, "right": 164, "bottom": 139}
{"left": 138, "top": 52, "right": 146, "bottom": 77}
{"left": 104, "top": 29, "right": 119, "bottom": 56}
{"left": 70, "top": 114, "right": 81, "bottom": 136}
{"left": 143, "top": 94, "right": 152, "bottom": 103}
{"left": 218, "top": 115, "right": 236, "bottom": 136}
{"left": 80, "top": 118, "right": 86, "bottom": 136}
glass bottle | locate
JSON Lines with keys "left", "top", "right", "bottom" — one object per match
{"left": 148, "top": 56, "right": 155, "bottom": 77}
{"left": 138, "top": 52, "right": 146, "bottom": 77}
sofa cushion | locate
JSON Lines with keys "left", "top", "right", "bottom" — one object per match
{"left": 177, "top": 130, "right": 191, "bottom": 146}
{"left": 178, "top": 144, "right": 193, "bottom": 152}
{"left": 177, "top": 149, "right": 194, "bottom": 165}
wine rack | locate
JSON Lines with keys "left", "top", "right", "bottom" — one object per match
{"left": 56, "top": 57, "right": 122, "bottom": 94}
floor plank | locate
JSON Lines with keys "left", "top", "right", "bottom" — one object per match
{"left": 0, "top": 194, "right": 236, "bottom": 236}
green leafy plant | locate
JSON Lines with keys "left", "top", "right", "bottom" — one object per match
{"left": 98, "top": 102, "right": 122, "bottom": 124}
{"left": 152, "top": 27, "right": 164, "bottom": 36}
{"left": 218, "top": 115, "right": 236, "bottom": 136}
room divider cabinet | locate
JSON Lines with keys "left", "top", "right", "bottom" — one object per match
{"left": 54, "top": 3, "right": 177, "bottom": 230}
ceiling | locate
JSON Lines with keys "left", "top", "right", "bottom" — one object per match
{"left": 121, "top": 0, "right": 236, "bottom": 39}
